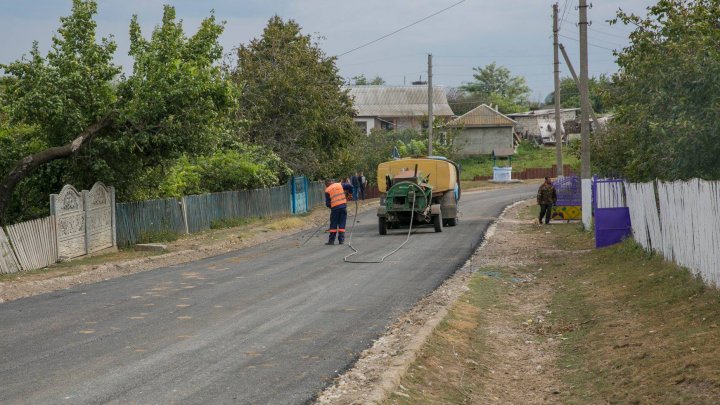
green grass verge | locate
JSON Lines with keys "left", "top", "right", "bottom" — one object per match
{"left": 458, "top": 142, "right": 580, "bottom": 180}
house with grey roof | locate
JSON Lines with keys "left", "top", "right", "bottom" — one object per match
{"left": 344, "top": 85, "right": 454, "bottom": 135}
{"left": 447, "top": 104, "right": 516, "bottom": 156}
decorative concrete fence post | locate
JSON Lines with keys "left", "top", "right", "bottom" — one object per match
{"left": 50, "top": 185, "right": 87, "bottom": 260}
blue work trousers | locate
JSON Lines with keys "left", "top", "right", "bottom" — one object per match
{"left": 329, "top": 207, "right": 347, "bottom": 243}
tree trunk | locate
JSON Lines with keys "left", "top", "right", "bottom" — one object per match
{"left": 0, "top": 113, "right": 115, "bottom": 224}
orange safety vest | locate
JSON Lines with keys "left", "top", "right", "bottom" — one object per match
{"left": 326, "top": 183, "right": 347, "bottom": 208}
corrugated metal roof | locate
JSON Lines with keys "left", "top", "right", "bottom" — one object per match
{"left": 446, "top": 104, "right": 516, "bottom": 128}
{"left": 345, "top": 85, "right": 454, "bottom": 117}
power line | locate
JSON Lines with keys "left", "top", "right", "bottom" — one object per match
{"left": 336, "top": 0, "right": 466, "bottom": 57}
{"left": 559, "top": 34, "right": 616, "bottom": 51}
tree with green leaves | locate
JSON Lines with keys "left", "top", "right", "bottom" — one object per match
{"left": 0, "top": 1, "right": 235, "bottom": 222}
{"left": 233, "top": 16, "right": 360, "bottom": 179}
{"left": 593, "top": 0, "right": 720, "bottom": 181}
{"left": 459, "top": 62, "right": 531, "bottom": 113}
{"left": 350, "top": 74, "right": 386, "bottom": 85}
{"left": 543, "top": 75, "right": 612, "bottom": 114}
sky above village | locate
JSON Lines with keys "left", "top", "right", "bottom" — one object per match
{"left": 0, "top": 0, "right": 657, "bottom": 101}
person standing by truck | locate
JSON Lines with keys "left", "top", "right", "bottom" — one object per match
{"left": 350, "top": 172, "right": 361, "bottom": 201}
{"left": 537, "top": 177, "right": 557, "bottom": 225}
{"left": 325, "top": 179, "right": 353, "bottom": 245}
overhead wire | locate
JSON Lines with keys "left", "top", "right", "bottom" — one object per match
{"left": 336, "top": 0, "right": 466, "bottom": 57}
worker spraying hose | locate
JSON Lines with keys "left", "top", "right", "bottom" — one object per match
{"left": 323, "top": 178, "right": 353, "bottom": 245}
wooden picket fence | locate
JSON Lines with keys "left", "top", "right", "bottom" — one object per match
{"left": 625, "top": 179, "right": 720, "bottom": 288}
{"left": 0, "top": 227, "right": 21, "bottom": 274}
{"left": 6, "top": 216, "right": 58, "bottom": 272}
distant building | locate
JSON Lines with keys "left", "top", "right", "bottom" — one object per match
{"left": 344, "top": 85, "right": 454, "bottom": 135}
{"left": 446, "top": 104, "right": 516, "bottom": 156}
{"left": 507, "top": 108, "right": 580, "bottom": 143}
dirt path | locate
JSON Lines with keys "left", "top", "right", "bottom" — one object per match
{"left": 470, "top": 209, "right": 566, "bottom": 403}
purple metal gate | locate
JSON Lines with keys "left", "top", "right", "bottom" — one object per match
{"left": 592, "top": 177, "right": 631, "bottom": 248}
{"left": 552, "top": 176, "right": 582, "bottom": 221}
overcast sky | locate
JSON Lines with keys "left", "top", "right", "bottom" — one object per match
{"left": 0, "top": 0, "right": 656, "bottom": 101}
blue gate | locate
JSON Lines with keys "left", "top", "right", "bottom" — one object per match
{"left": 290, "top": 176, "right": 309, "bottom": 214}
{"left": 592, "top": 177, "right": 631, "bottom": 248}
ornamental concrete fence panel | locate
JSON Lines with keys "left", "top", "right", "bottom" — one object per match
{"left": 50, "top": 182, "right": 117, "bottom": 260}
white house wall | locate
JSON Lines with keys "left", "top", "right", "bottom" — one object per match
{"left": 456, "top": 127, "right": 514, "bottom": 156}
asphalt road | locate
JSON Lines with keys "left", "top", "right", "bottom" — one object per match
{"left": 0, "top": 185, "right": 534, "bottom": 404}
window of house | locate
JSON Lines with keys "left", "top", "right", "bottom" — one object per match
{"left": 355, "top": 121, "right": 368, "bottom": 133}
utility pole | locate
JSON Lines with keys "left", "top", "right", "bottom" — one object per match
{"left": 553, "top": 3, "right": 563, "bottom": 178}
{"left": 559, "top": 43, "right": 599, "bottom": 125}
{"left": 427, "top": 53, "right": 434, "bottom": 156}
{"left": 579, "top": 0, "right": 592, "bottom": 230}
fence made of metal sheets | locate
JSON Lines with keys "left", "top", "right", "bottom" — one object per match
{"left": 184, "top": 184, "right": 291, "bottom": 234}
{"left": 115, "top": 198, "right": 185, "bottom": 247}
{"left": 6, "top": 216, "right": 58, "bottom": 271}
{"left": 307, "top": 181, "right": 326, "bottom": 209}
{"left": 0, "top": 227, "right": 21, "bottom": 274}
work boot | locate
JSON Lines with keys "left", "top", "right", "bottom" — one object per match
{"left": 325, "top": 241, "right": 334, "bottom": 245}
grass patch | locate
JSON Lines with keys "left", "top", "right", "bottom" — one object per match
{"left": 458, "top": 141, "right": 579, "bottom": 180}
{"left": 387, "top": 270, "right": 506, "bottom": 404}
{"left": 546, "top": 233, "right": 720, "bottom": 404}
{"left": 388, "top": 204, "right": 720, "bottom": 403}
{"left": 210, "top": 217, "right": 255, "bottom": 229}
{"left": 136, "top": 229, "right": 181, "bottom": 244}
{"left": 266, "top": 216, "right": 305, "bottom": 231}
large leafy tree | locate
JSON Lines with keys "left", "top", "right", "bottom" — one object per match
{"left": 233, "top": 16, "right": 360, "bottom": 179}
{"left": 460, "top": 62, "right": 531, "bottom": 109}
{"left": 593, "top": 0, "right": 720, "bottom": 180}
{"left": 544, "top": 75, "right": 613, "bottom": 114}
{"left": 0, "top": 1, "right": 235, "bottom": 222}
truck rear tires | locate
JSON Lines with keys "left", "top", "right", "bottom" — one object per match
{"left": 433, "top": 212, "right": 443, "bottom": 233}
{"left": 445, "top": 217, "right": 457, "bottom": 227}
{"left": 378, "top": 217, "right": 387, "bottom": 235}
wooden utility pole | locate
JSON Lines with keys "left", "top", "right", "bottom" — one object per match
{"left": 559, "top": 43, "right": 599, "bottom": 125}
{"left": 579, "top": 0, "right": 592, "bottom": 229}
{"left": 553, "top": 3, "right": 563, "bottom": 177}
{"left": 427, "top": 53, "right": 434, "bottom": 156}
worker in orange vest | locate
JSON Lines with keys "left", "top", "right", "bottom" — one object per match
{"left": 325, "top": 178, "right": 353, "bottom": 245}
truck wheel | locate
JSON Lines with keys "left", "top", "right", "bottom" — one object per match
{"left": 446, "top": 217, "right": 457, "bottom": 227}
{"left": 378, "top": 217, "right": 387, "bottom": 235}
{"left": 433, "top": 212, "right": 443, "bottom": 233}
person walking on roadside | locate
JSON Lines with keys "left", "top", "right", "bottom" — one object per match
{"left": 350, "top": 172, "right": 361, "bottom": 201}
{"left": 359, "top": 171, "right": 367, "bottom": 200}
{"left": 325, "top": 179, "right": 353, "bottom": 245}
{"left": 537, "top": 177, "right": 557, "bottom": 225}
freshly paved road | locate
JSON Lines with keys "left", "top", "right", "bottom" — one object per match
{"left": 0, "top": 185, "right": 534, "bottom": 404}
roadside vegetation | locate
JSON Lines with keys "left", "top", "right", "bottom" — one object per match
{"left": 458, "top": 140, "right": 580, "bottom": 180}
{"left": 388, "top": 205, "right": 720, "bottom": 404}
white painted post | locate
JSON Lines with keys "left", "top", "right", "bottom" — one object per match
{"left": 181, "top": 196, "right": 190, "bottom": 235}
{"left": 82, "top": 190, "right": 89, "bottom": 256}
{"left": 582, "top": 178, "right": 592, "bottom": 230}
{"left": 110, "top": 186, "right": 117, "bottom": 248}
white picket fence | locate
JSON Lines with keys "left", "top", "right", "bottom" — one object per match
{"left": 625, "top": 179, "right": 720, "bottom": 287}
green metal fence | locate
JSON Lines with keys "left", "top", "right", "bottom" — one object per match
{"left": 115, "top": 180, "right": 326, "bottom": 247}
{"left": 115, "top": 198, "right": 186, "bottom": 247}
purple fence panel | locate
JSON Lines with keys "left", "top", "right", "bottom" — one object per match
{"left": 595, "top": 207, "right": 632, "bottom": 248}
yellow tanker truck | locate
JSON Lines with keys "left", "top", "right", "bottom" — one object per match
{"left": 375, "top": 157, "right": 461, "bottom": 234}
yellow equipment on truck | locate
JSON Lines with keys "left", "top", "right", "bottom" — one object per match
{"left": 376, "top": 157, "right": 461, "bottom": 234}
